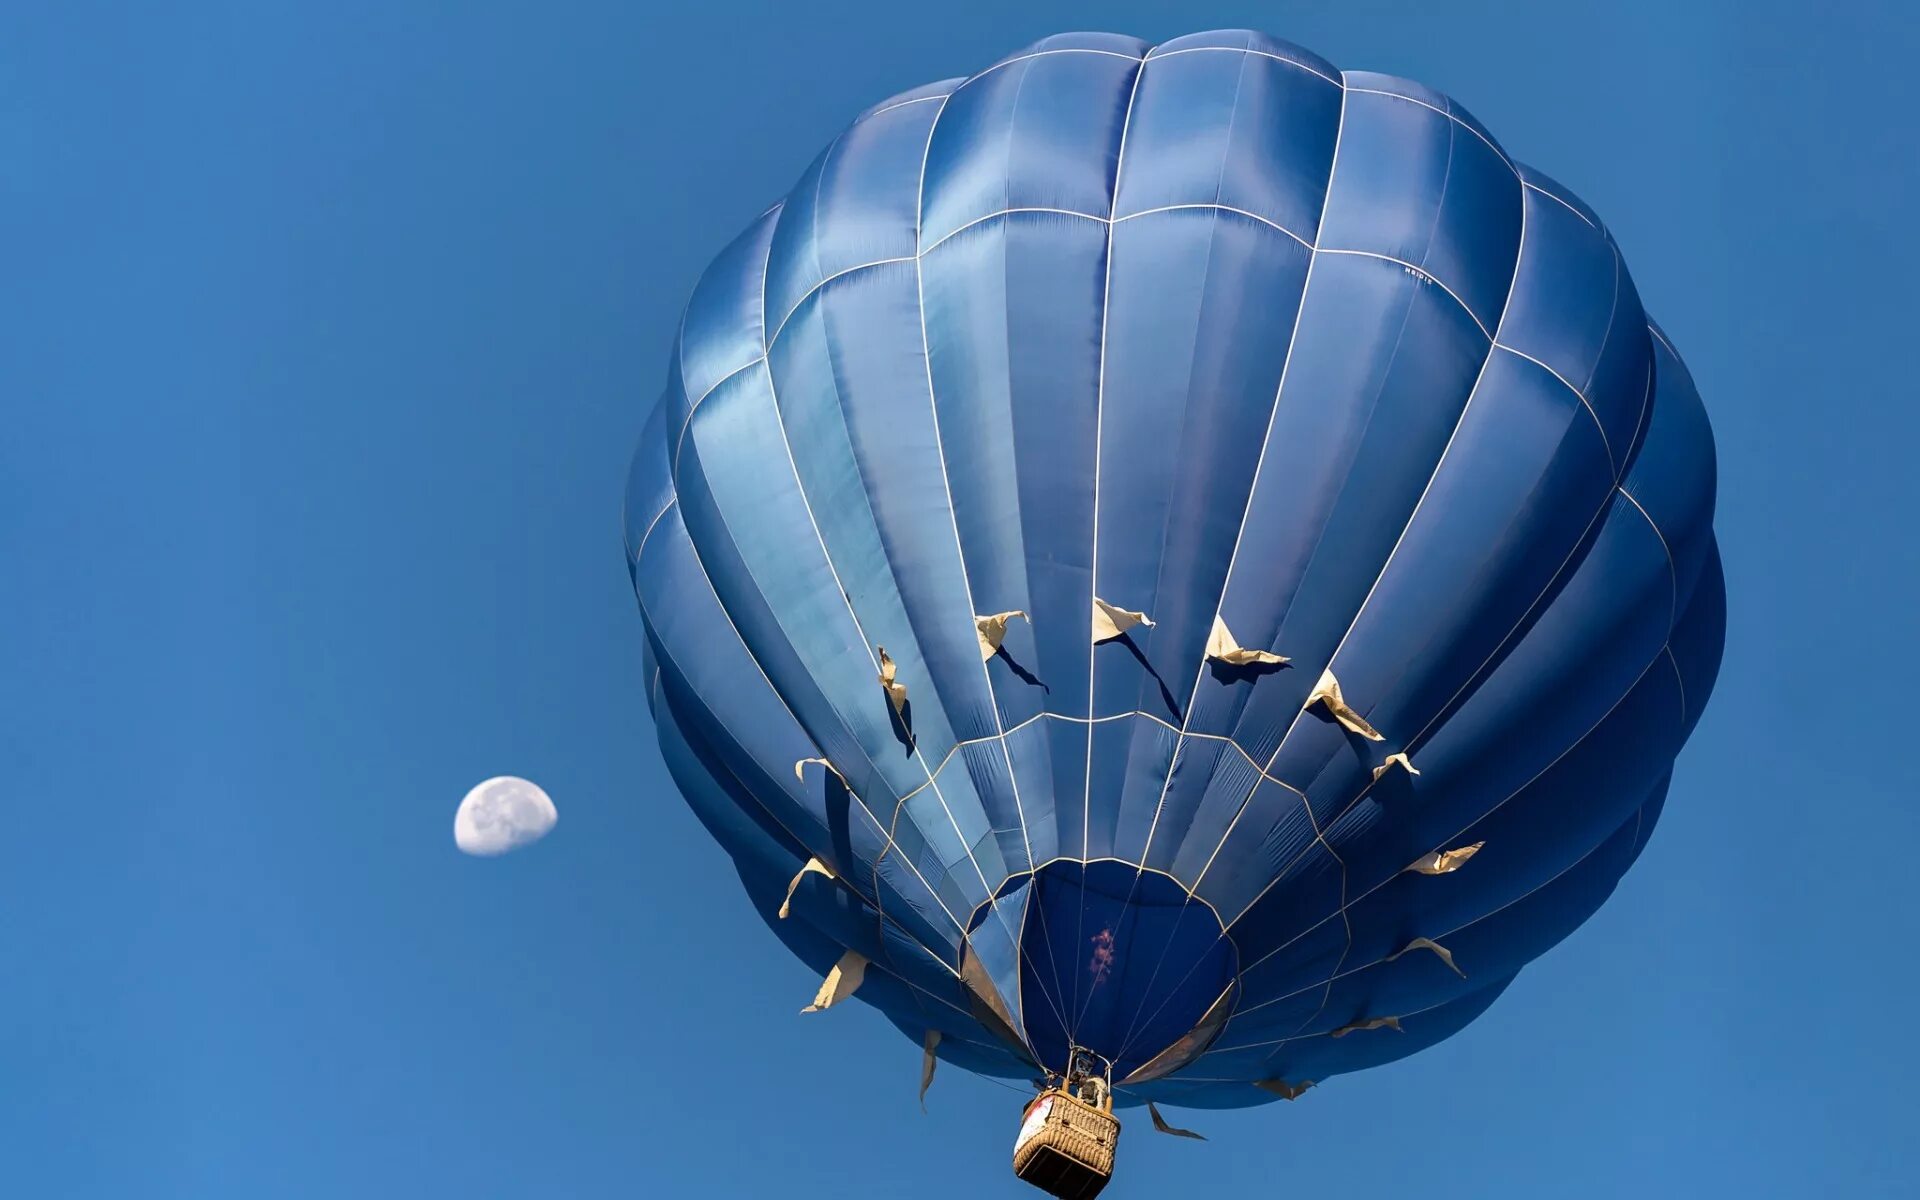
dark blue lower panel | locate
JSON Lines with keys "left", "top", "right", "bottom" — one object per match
{"left": 1013, "top": 860, "right": 1237, "bottom": 1079}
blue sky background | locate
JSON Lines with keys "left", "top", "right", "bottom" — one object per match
{"left": 5, "top": 2, "right": 1916, "bottom": 1196}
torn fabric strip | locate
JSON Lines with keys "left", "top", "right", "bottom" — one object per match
{"left": 974, "top": 610, "right": 1028, "bottom": 661}
{"left": 1092, "top": 597, "right": 1154, "bottom": 643}
{"left": 801, "top": 950, "right": 868, "bottom": 1013}
{"left": 1386, "top": 937, "right": 1465, "bottom": 978}
{"left": 1254, "top": 1079, "right": 1314, "bottom": 1100}
{"left": 1371, "top": 751, "right": 1419, "bottom": 780}
{"left": 876, "top": 647, "right": 908, "bottom": 713}
{"left": 793, "top": 756, "right": 847, "bottom": 785}
{"left": 777, "top": 857, "right": 835, "bottom": 920}
{"left": 1308, "top": 668, "right": 1385, "bottom": 741}
{"left": 1148, "top": 1102, "right": 1206, "bottom": 1140}
{"left": 1205, "top": 616, "right": 1288, "bottom": 666}
{"left": 1330, "top": 1015, "right": 1402, "bottom": 1038}
{"left": 919, "top": 1030, "right": 940, "bottom": 1111}
{"left": 1405, "top": 841, "right": 1485, "bottom": 875}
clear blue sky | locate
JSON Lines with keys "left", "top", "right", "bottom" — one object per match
{"left": 4, "top": 2, "right": 1915, "bottom": 1196}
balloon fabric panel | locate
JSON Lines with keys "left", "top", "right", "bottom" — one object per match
{"left": 625, "top": 29, "right": 1723, "bottom": 1109}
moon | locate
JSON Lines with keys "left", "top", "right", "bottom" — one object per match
{"left": 454, "top": 776, "right": 557, "bottom": 856}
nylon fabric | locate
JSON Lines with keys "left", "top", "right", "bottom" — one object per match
{"left": 625, "top": 28, "right": 1723, "bottom": 1110}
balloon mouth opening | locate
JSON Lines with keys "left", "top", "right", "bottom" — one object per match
{"left": 981, "top": 860, "right": 1238, "bottom": 1081}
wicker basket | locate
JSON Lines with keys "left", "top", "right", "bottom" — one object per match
{"left": 1012, "top": 1088, "right": 1121, "bottom": 1199}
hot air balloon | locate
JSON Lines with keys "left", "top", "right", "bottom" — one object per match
{"left": 624, "top": 29, "right": 1722, "bottom": 1196}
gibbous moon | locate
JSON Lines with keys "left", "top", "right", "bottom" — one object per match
{"left": 454, "top": 776, "right": 557, "bottom": 856}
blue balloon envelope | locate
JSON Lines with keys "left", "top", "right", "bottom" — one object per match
{"left": 625, "top": 29, "right": 1723, "bottom": 1110}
